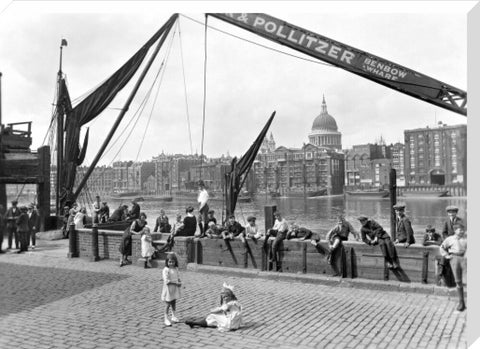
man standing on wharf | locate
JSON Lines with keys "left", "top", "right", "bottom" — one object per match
{"left": 437, "top": 205, "right": 464, "bottom": 285}
{"left": 6, "top": 200, "right": 20, "bottom": 250}
{"left": 393, "top": 203, "right": 415, "bottom": 247}
{"left": 197, "top": 180, "right": 209, "bottom": 237}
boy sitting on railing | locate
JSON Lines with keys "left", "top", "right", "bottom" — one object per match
{"left": 422, "top": 225, "right": 442, "bottom": 246}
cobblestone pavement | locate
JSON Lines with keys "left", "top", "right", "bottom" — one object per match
{"left": 0, "top": 239, "right": 467, "bottom": 349}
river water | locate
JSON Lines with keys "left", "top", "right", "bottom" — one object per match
{"left": 108, "top": 194, "right": 467, "bottom": 243}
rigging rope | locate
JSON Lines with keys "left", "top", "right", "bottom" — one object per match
{"left": 199, "top": 14, "right": 209, "bottom": 179}
{"left": 135, "top": 22, "right": 177, "bottom": 162}
{"left": 178, "top": 19, "right": 194, "bottom": 155}
{"left": 85, "top": 26, "right": 177, "bottom": 187}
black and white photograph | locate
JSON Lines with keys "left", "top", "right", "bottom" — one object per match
{"left": 0, "top": 1, "right": 477, "bottom": 348}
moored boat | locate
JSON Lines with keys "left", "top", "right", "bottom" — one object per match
{"left": 402, "top": 189, "right": 449, "bottom": 198}
{"left": 346, "top": 189, "right": 389, "bottom": 198}
{"left": 143, "top": 195, "right": 173, "bottom": 202}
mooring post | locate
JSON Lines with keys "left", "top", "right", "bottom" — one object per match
{"left": 389, "top": 168, "right": 397, "bottom": 241}
{"left": 91, "top": 224, "right": 100, "bottom": 262}
{"left": 67, "top": 223, "right": 77, "bottom": 258}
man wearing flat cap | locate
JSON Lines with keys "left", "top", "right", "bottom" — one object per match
{"left": 5, "top": 200, "right": 20, "bottom": 250}
{"left": 358, "top": 215, "right": 399, "bottom": 269}
{"left": 393, "top": 203, "right": 415, "bottom": 247}
{"left": 438, "top": 205, "right": 464, "bottom": 285}
{"left": 441, "top": 206, "right": 463, "bottom": 240}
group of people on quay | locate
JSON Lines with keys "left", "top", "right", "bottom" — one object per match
{"left": 110, "top": 180, "right": 466, "bottom": 317}
{"left": 0, "top": 200, "right": 39, "bottom": 253}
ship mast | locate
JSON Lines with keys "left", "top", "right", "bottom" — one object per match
{"left": 55, "top": 38, "right": 68, "bottom": 215}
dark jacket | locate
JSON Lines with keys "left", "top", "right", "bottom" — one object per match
{"left": 28, "top": 210, "right": 40, "bottom": 232}
{"left": 6, "top": 206, "right": 20, "bottom": 228}
{"left": 16, "top": 212, "right": 29, "bottom": 233}
{"left": 179, "top": 215, "right": 197, "bottom": 236}
{"left": 154, "top": 215, "right": 171, "bottom": 233}
{"left": 361, "top": 219, "right": 390, "bottom": 245}
{"left": 396, "top": 215, "right": 415, "bottom": 244}
{"left": 423, "top": 232, "right": 442, "bottom": 246}
{"left": 225, "top": 221, "right": 245, "bottom": 237}
{"left": 128, "top": 203, "right": 140, "bottom": 220}
{"left": 109, "top": 208, "right": 125, "bottom": 222}
{"left": 441, "top": 216, "right": 463, "bottom": 240}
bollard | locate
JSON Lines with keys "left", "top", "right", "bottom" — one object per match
{"left": 264, "top": 205, "right": 277, "bottom": 233}
{"left": 91, "top": 225, "right": 100, "bottom": 262}
{"left": 389, "top": 168, "right": 397, "bottom": 241}
{"left": 67, "top": 223, "right": 77, "bottom": 258}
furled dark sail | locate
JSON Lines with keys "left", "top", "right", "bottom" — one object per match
{"left": 58, "top": 14, "right": 178, "bottom": 210}
{"left": 225, "top": 112, "right": 275, "bottom": 216}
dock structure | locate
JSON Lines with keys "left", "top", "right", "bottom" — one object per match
{"left": 0, "top": 121, "right": 51, "bottom": 231}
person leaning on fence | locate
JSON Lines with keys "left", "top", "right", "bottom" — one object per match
{"left": 422, "top": 225, "right": 442, "bottom": 246}
{"left": 286, "top": 223, "right": 313, "bottom": 241}
{"left": 393, "top": 203, "right": 415, "bottom": 247}
{"left": 440, "top": 223, "right": 467, "bottom": 312}
{"left": 358, "top": 215, "right": 399, "bottom": 270}
{"left": 263, "top": 212, "right": 289, "bottom": 264}
{"left": 118, "top": 212, "right": 147, "bottom": 267}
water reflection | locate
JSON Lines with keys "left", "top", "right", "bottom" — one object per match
{"left": 109, "top": 195, "right": 467, "bottom": 242}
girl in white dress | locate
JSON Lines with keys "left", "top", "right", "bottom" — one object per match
{"left": 140, "top": 226, "right": 155, "bottom": 269}
{"left": 161, "top": 253, "right": 181, "bottom": 326}
{"left": 185, "top": 283, "right": 243, "bottom": 332}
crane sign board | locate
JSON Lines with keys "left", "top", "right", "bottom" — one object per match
{"left": 209, "top": 13, "right": 467, "bottom": 116}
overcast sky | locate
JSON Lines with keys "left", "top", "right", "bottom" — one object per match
{"left": 0, "top": 1, "right": 473, "bottom": 167}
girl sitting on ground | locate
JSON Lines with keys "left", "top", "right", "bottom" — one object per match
{"left": 161, "top": 253, "right": 182, "bottom": 326}
{"left": 185, "top": 283, "right": 243, "bottom": 332}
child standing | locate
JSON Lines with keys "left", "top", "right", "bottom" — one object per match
{"left": 161, "top": 253, "right": 182, "bottom": 326}
{"left": 140, "top": 226, "right": 155, "bottom": 269}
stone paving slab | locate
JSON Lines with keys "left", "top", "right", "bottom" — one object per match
{"left": 0, "top": 239, "right": 468, "bottom": 348}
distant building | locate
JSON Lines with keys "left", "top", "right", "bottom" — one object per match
{"left": 345, "top": 143, "right": 392, "bottom": 188}
{"left": 254, "top": 144, "right": 345, "bottom": 195}
{"left": 391, "top": 142, "right": 405, "bottom": 186}
{"left": 75, "top": 165, "right": 114, "bottom": 198}
{"left": 253, "top": 96, "right": 345, "bottom": 195}
{"left": 404, "top": 122, "right": 467, "bottom": 186}
{"left": 152, "top": 153, "right": 205, "bottom": 193}
{"left": 308, "top": 96, "right": 342, "bottom": 150}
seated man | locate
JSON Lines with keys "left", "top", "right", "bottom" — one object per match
{"left": 311, "top": 216, "right": 358, "bottom": 276}
{"left": 422, "top": 225, "right": 442, "bottom": 246}
{"left": 243, "top": 215, "right": 263, "bottom": 243}
{"left": 222, "top": 214, "right": 245, "bottom": 240}
{"left": 358, "top": 215, "right": 399, "bottom": 270}
{"left": 264, "top": 212, "right": 289, "bottom": 264}
{"left": 154, "top": 209, "right": 171, "bottom": 233}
